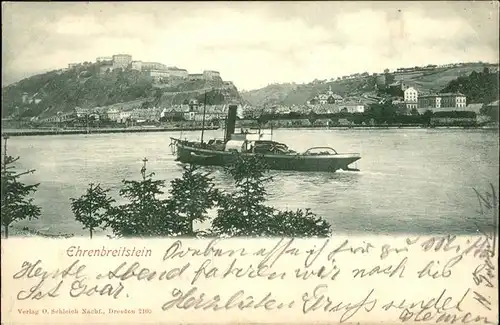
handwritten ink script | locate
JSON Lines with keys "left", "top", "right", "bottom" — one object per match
{"left": 2, "top": 188, "right": 498, "bottom": 324}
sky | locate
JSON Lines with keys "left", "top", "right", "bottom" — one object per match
{"left": 2, "top": 1, "right": 499, "bottom": 91}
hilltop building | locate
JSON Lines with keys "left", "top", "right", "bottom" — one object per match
{"left": 131, "top": 61, "right": 143, "bottom": 70}
{"left": 189, "top": 73, "right": 204, "bottom": 80}
{"left": 167, "top": 67, "right": 188, "bottom": 78}
{"left": 96, "top": 57, "right": 112, "bottom": 62}
{"left": 203, "top": 70, "right": 220, "bottom": 80}
{"left": 141, "top": 62, "right": 167, "bottom": 70}
{"left": 112, "top": 54, "right": 132, "bottom": 69}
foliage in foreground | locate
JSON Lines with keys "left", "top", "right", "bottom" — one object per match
{"left": 70, "top": 183, "right": 114, "bottom": 238}
{"left": 71, "top": 155, "right": 332, "bottom": 238}
{"left": 211, "top": 154, "right": 331, "bottom": 237}
{"left": 103, "top": 159, "right": 184, "bottom": 237}
{"left": 1, "top": 146, "right": 42, "bottom": 238}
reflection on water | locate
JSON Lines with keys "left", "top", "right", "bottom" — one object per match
{"left": 6, "top": 128, "right": 499, "bottom": 236}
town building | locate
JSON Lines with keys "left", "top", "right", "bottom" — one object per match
{"left": 130, "top": 107, "right": 161, "bottom": 122}
{"left": 107, "top": 108, "right": 121, "bottom": 121}
{"left": 404, "top": 87, "right": 419, "bottom": 110}
{"left": 338, "top": 103, "right": 365, "bottom": 113}
{"left": 68, "top": 63, "right": 81, "bottom": 69}
{"left": 404, "top": 87, "right": 418, "bottom": 102}
{"left": 311, "top": 104, "right": 338, "bottom": 114}
{"left": 184, "top": 111, "right": 195, "bottom": 121}
{"left": 439, "top": 92, "right": 466, "bottom": 109}
{"left": 309, "top": 86, "right": 343, "bottom": 105}
{"left": 74, "top": 107, "right": 92, "bottom": 118}
{"left": 118, "top": 112, "right": 132, "bottom": 123}
{"left": 417, "top": 92, "right": 467, "bottom": 113}
{"left": 418, "top": 94, "right": 441, "bottom": 110}
{"left": 112, "top": 54, "right": 132, "bottom": 69}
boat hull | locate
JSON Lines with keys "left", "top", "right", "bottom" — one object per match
{"left": 174, "top": 142, "right": 361, "bottom": 172}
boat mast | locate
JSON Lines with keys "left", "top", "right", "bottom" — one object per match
{"left": 200, "top": 91, "right": 208, "bottom": 143}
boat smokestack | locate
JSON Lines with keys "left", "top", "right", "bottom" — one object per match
{"left": 225, "top": 104, "right": 238, "bottom": 141}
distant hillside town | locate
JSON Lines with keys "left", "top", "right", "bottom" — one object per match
{"left": 240, "top": 61, "right": 499, "bottom": 126}
{"left": 2, "top": 55, "right": 498, "bottom": 129}
{"left": 36, "top": 100, "right": 246, "bottom": 127}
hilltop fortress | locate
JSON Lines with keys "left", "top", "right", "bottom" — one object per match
{"left": 68, "top": 53, "right": 222, "bottom": 83}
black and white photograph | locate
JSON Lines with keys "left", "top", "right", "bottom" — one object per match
{"left": 1, "top": 2, "right": 499, "bottom": 324}
{"left": 2, "top": 1, "right": 498, "bottom": 240}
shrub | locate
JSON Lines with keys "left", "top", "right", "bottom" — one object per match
{"left": 1, "top": 136, "right": 41, "bottom": 238}
{"left": 210, "top": 153, "right": 331, "bottom": 237}
{"left": 70, "top": 183, "right": 114, "bottom": 238}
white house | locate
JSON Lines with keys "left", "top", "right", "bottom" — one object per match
{"left": 404, "top": 87, "right": 418, "bottom": 103}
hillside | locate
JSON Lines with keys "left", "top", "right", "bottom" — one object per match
{"left": 440, "top": 67, "right": 499, "bottom": 104}
{"left": 241, "top": 63, "right": 498, "bottom": 107}
{"left": 1, "top": 63, "right": 242, "bottom": 119}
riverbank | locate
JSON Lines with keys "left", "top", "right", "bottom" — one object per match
{"left": 4, "top": 123, "right": 499, "bottom": 137}
{"left": 1, "top": 225, "right": 74, "bottom": 238}
{"left": 2, "top": 126, "right": 219, "bottom": 137}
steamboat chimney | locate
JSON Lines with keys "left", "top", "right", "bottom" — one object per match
{"left": 225, "top": 104, "right": 238, "bottom": 141}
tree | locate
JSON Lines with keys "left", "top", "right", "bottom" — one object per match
{"left": 1, "top": 136, "right": 41, "bottom": 238}
{"left": 423, "top": 110, "right": 433, "bottom": 124}
{"left": 210, "top": 154, "right": 331, "bottom": 237}
{"left": 441, "top": 70, "right": 499, "bottom": 104}
{"left": 70, "top": 183, "right": 114, "bottom": 238}
{"left": 166, "top": 164, "right": 219, "bottom": 236}
{"left": 308, "top": 111, "right": 318, "bottom": 124}
{"left": 105, "top": 158, "right": 184, "bottom": 237}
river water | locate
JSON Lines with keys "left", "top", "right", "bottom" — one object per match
{"left": 5, "top": 128, "right": 499, "bottom": 237}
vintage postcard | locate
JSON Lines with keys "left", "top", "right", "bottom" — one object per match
{"left": 1, "top": 1, "right": 499, "bottom": 324}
